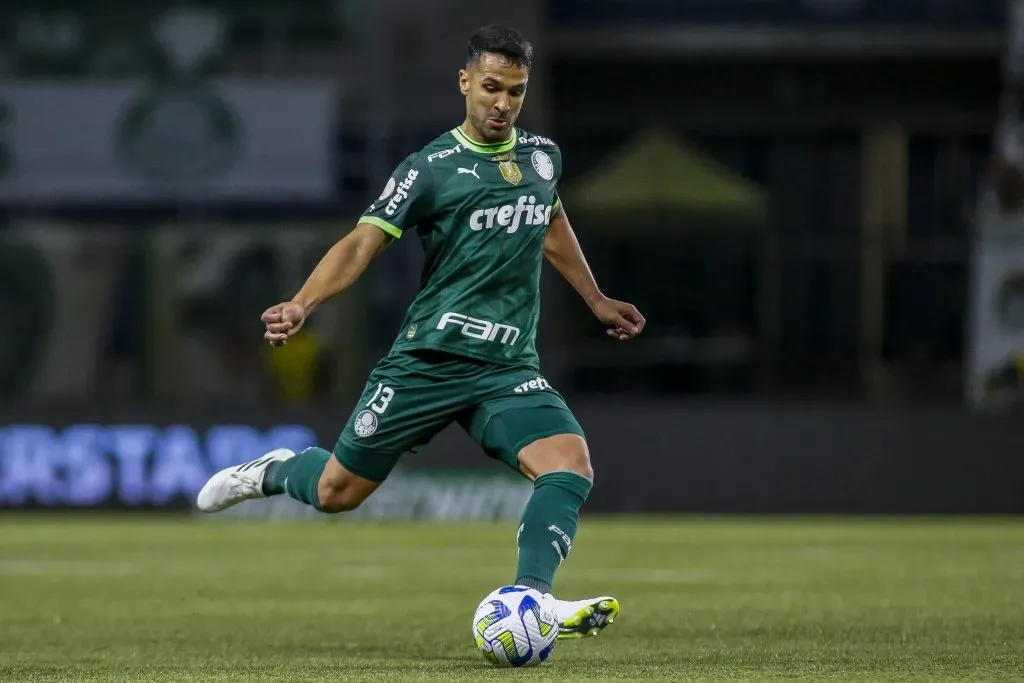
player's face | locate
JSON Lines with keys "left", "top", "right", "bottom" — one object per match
{"left": 459, "top": 52, "right": 528, "bottom": 143}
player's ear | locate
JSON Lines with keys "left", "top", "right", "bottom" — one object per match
{"left": 458, "top": 68, "right": 470, "bottom": 96}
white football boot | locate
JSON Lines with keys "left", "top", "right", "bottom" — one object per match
{"left": 196, "top": 448, "right": 295, "bottom": 512}
{"left": 545, "top": 594, "right": 620, "bottom": 639}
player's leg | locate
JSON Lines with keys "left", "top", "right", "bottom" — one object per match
{"left": 514, "top": 428, "right": 618, "bottom": 639}
{"left": 260, "top": 445, "right": 384, "bottom": 512}
{"left": 515, "top": 431, "right": 592, "bottom": 586}
{"left": 467, "top": 399, "right": 619, "bottom": 638}
{"left": 198, "top": 359, "right": 443, "bottom": 513}
{"left": 197, "top": 395, "right": 399, "bottom": 514}
{"left": 195, "top": 438, "right": 391, "bottom": 514}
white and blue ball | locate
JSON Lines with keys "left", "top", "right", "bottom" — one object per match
{"left": 472, "top": 585, "right": 558, "bottom": 667}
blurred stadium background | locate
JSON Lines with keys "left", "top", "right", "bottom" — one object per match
{"left": 1, "top": 1, "right": 1023, "bottom": 681}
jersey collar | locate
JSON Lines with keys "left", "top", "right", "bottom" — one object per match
{"left": 451, "top": 126, "right": 517, "bottom": 155}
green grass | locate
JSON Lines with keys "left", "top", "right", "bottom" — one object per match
{"left": 1, "top": 515, "right": 1023, "bottom": 682}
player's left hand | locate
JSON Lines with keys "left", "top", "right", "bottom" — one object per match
{"left": 591, "top": 297, "right": 645, "bottom": 341}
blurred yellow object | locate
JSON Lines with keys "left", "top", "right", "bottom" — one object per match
{"left": 265, "top": 329, "right": 323, "bottom": 404}
{"left": 1015, "top": 351, "right": 1024, "bottom": 378}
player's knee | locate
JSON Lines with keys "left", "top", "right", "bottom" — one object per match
{"left": 317, "top": 482, "right": 365, "bottom": 513}
{"left": 316, "top": 453, "right": 382, "bottom": 513}
{"left": 519, "top": 434, "right": 594, "bottom": 482}
{"left": 555, "top": 439, "right": 593, "bottom": 480}
{"left": 570, "top": 446, "right": 594, "bottom": 482}
{"left": 321, "top": 496, "right": 362, "bottom": 513}
{"left": 316, "top": 476, "right": 370, "bottom": 513}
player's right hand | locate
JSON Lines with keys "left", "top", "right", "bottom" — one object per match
{"left": 261, "top": 301, "right": 307, "bottom": 346}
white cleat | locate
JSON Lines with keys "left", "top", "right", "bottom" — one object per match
{"left": 196, "top": 448, "right": 295, "bottom": 513}
{"left": 545, "top": 594, "right": 620, "bottom": 640}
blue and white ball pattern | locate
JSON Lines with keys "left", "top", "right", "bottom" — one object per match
{"left": 472, "top": 585, "right": 558, "bottom": 667}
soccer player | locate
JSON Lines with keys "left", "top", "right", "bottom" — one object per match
{"left": 197, "top": 25, "right": 645, "bottom": 639}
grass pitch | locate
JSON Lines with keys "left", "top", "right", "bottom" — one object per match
{"left": 0, "top": 515, "right": 1022, "bottom": 682}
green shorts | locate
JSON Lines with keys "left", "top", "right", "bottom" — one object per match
{"left": 334, "top": 350, "right": 585, "bottom": 482}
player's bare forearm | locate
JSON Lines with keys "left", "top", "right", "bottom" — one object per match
{"left": 292, "top": 223, "right": 389, "bottom": 312}
{"left": 543, "top": 206, "right": 647, "bottom": 341}
{"left": 543, "top": 209, "right": 604, "bottom": 310}
{"left": 263, "top": 223, "right": 390, "bottom": 345}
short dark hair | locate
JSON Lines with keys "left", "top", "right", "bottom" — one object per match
{"left": 467, "top": 25, "right": 533, "bottom": 70}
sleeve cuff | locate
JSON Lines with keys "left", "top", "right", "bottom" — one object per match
{"left": 359, "top": 216, "right": 403, "bottom": 239}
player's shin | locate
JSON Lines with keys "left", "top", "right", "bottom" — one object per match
{"left": 263, "top": 446, "right": 331, "bottom": 512}
{"left": 514, "top": 471, "right": 592, "bottom": 593}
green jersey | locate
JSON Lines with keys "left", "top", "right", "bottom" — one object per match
{"left": 359, "top": 126, "right": 563, "bottom": 370}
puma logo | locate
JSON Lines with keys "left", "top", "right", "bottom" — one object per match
{"left": 457, "top": 164, "right": 480, "bottom": 179}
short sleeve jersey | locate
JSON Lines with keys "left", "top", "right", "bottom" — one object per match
{"left": 359, "top": 126, "right": 564, "bottom": 370}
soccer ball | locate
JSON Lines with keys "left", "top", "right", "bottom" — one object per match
{"left": 472, "top": 585, "right": 558, "bottom": 667}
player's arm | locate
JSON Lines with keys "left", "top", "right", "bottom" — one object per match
{"left": 293, "top": 223, "right": 389, "bottom": 314}
{"left": 543, "top": 204, "right": 646, "bottom": 341}
{"left": 263, "top": 153, "right": 432, "bottom": 345}
{"left": 262, "top": 223, "right": 390, "bottom": 345}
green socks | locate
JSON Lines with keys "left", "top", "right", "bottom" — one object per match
{"left": 260, "top": 454, "right": 594, "bottom": 569}
{"left": 514, "top": 471, "right": 593, "bottom": 594}
{"left": 262, "top": 447, "right": 331, "bottom": 512}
